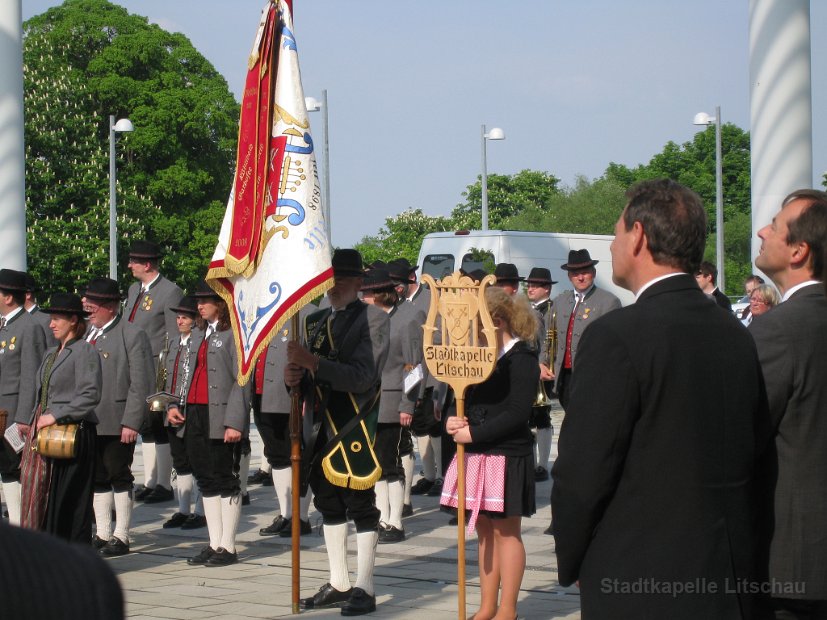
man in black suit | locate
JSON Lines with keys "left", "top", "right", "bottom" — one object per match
{"left": 552, "top": 179, "right": 766, "bottom": 618}
{"left": 749, "top": 189, "right": 827, "bottom": 619}
{"left": 695, "top": 260, "right": 732, "bottom": 312}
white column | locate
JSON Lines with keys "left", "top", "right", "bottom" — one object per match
{"left": 0, "top": 1, "right": 27, "bottom": 270}
{"left": 749, "top": 0, "right": 813, "bottom": 264}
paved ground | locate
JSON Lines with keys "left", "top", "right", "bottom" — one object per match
{"left": 5, "top": 407, "right": 580, "bottom": 619}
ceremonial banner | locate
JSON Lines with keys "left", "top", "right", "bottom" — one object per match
{"left": 207, "top": 0, "right": 332, "bottom": 383}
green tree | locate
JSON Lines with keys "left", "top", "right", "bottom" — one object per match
{"left": 604, "top": 124, "right": 752, "bottom": 295}
{"left": 503, "top": 175, "right": 627, "bottom": 235}
{"left": 451, "top": 169, "right": 561, "bottom": 229}
{"left": 355, "top": 208, "right": 453, "bottom": 265}
{"left": 24, "top": 0, "right": 239, "bottom": 295}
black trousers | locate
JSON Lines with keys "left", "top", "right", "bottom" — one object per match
{"left": 556, "top": 368, "right": 573, "bottom": 410}
{"left": 310, "top": 465, "right": 379, "bottom": 532}
{"left": 376, "top": 423, "right": 403, "bottom": 482}
{"left": 185, "top": 404, "right": 241, "bottom": 498}
{"left": 253, "top": 401, "right": 291, "bottom": 469}
{"left": 94, "top": 435, "right": 135, "bottom": 493}
{"left": 167, "top": 426, "right": 192, "bottom": 475}
{"left": 140, "top": 409, "right": 169, "bottom": 444}
{"left": 45, "top": 423, "right": 97, "bottom": 543}
{"left": 0, "top": 440, "right": 21, "bottom": 482}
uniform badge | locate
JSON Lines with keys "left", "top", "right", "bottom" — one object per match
{"left": 9, "top": 336, "right": 16, "bottom": 350}
{"left": 214, "top": 339, "right": 223, "bottom": 348}
{"left": 142, "top": 294, "right": 153, "bottom": 311}
{"left": 102, "top": 352, "right": 110, "bottom": 359}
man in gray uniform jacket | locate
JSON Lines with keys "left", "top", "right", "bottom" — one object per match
{"left": 22, "top": 272, "right": 58, "bottom": 347}
{"left": 552, "top": 249, "right": 622, "bottom": 409}
{"left": 749, "top": 189, "right": 827, "bottom": 618}
{"left": 124, "top": 240, "right": 183, "bottom": 504}
{"left": 0, "top": 269, "right": 46, "bottom": 524}
{"left": 83, "top": 277, "right": 154, "bottom": 556}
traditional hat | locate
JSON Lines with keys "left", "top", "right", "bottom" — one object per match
{"left": 465, "top": 268, "right": 489, "bottom": 283}
{"left": 561, "top": 249, "right": 599, "bottom": 271}
{"left": 361, "top": 268, "right": 395, "bottom": 291}
{"left": 82, "top": 277, "right": 122, "bottom": 302}
{"left": 40, "top": 292, "right": 89, "bottom": 317}
{"left": 169, "top": 294, "right": 198, "bottom": 316}
{"left": 493, "top": 263, "right": 524, "bottom": 283}
{"left": 24, "top": 273, "right": 38, "bottom": 293}
{"left": 525, "top": 267, "right": 557, "bottom": 285}
{"left": 0, "top": 269, "right": 29, "bottom": 292}
{"left": 193, "top": 280, "right": 221, "bottom": 299}
{"left": 128, "top": 240, "right": 162, "bottom": 260}
{"left": 332, "top": 249, "right": 365, "bottom": 278}
{"left": 387, "top": 258, "right": 418, "bottom": 284}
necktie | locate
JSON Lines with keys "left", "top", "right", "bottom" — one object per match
{"left": 564, "top": 294, "right": 581, "bottom": 369}
{"left": 0, "top": 317, "right": 6, "bottom": 330}
{"left": 128, "top": 288, "right": 145, "bottom": 322}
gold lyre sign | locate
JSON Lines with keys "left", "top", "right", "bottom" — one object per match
{"left": 420, "top": 271, "right": 498, "bottom": 620}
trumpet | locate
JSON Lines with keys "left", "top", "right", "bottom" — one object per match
{"left": 533, "top": 310, "right": 557, "bottom": 407}
{"left": 150, "top": 335, "right": 170, "bottom": 411}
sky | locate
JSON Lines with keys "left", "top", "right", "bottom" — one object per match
{"left": 22, "top": 0, "right": 827, "bottom": 248}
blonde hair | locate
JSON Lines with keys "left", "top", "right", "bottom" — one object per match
{"left": 751, "top": 284, "right": 780, "bottom": 308}
{"left": 485, "top": 287, "right": 539, "bottom": 342}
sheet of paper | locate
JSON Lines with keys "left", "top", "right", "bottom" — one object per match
{"left": 403, "top": 364, "right": 424, "bottom": 394}
{"left": 4, "top": 423, "right": 25, "bottom": 454}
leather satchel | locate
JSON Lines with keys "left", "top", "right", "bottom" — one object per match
{"left": 34, "top": 423, "right": 79, "bottom": 459}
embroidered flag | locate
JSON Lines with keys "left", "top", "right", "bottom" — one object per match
{"left": 206, "top": 0, "right": 332, "bottom": 384}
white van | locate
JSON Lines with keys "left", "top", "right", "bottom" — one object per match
{"left": 416, "top": 230, "right": 634, "bottom": 305}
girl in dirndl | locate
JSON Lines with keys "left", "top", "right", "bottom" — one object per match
{"left": 442, "top": 286, "right": 539, "bottom": 620}
{"left": 20, "top": 293, "right": 102, "bottom": 543}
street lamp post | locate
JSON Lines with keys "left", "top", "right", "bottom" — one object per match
{"left": 480, "top": 124, "right": 505, "bottom": 231}
{"left": 694, "top": 106, "right": 724, "bottom": 293}
{"left": 109, "top": 115, "right": 134, "bottom": 279}
{"left": 305, "top": 90, "right": 330, "bottom": 243}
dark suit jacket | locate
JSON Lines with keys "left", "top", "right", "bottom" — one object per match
{"left": 713, "top": 287, "right": 733, "bottom": 312}
{"left": 551, "top": 274, "right": 766, "bottom": 619}
{"left": 749, "top": 283, "right": 827, "bottom": 599}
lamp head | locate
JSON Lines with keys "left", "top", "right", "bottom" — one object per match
{"left": 113, "top": 118, "right": 134, "bottom": 133}
{"left": 693, "top": 112, "right": 713, "bottom": 126}
{"left": 305, "top": 96, "right": 321, "bottom": 112}
{"left": 486, "top": 127, "right": 505, "bottom": 140}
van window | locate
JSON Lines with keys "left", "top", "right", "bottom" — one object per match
{"left": 461, "top": 250, "right": 495, "bottom": 275}
{"left": 422, "top": 254, "right": 455, "bottom": 279}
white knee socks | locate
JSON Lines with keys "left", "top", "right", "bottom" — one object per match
{"left": 93, "top": 491, "right": 114, "bottom": 540}
{"left": 354, "top": 530, "right": 378, "bottom": 596}
{"left": 202, "top": 495, "right": 222, "bottom": 550}
{"left": 324, "top": 522, "right": 351, "bottom": 592}
{"left": 219, "top": 495, "right": 241, "bottom": 553}
{"left": 1, "top": 480, "right": 21, "bottom": 526}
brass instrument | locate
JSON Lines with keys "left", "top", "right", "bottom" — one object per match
{"left": 151, "top": 334, "right": 170, "bottom": 411}
{"left": 533, "top": 309, "right": 556, "bottom": 407}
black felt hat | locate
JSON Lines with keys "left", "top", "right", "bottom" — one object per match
{"left": 332, "top": 249, "right": 366, "bottom": 278}
{"left": 24, "top": 272, "right": 38, "bottom": 293}
{"left": 128, "top": 240, "right": 162, "bottom": 260}
{"left": 40, "top": 292, "right": 89, "bottom": 317}
{"left": 493, "top": 263, "right": 523, "bottom": 283}
{"left": 193, "top": 280, "right": 221, "bottom": 299}
{"left": 361, "top": 268, "right": 395, "bottom": 291}
{"left": 0, "top": 269, "right": 29, "bottom": 292}
{"left": 464, "top": 268, "right": 489, "bottom": 283}
{"left": 83, "top": 277, "right": 123, "bottom": 302}
{"left": 526, "top": 267, "right": 557, "bottom": 285}
{"left": 561, "top": 249, "right": 599, "bottom": 271}
{"left": 387, "top": 258, "right": 418, "bottom": 284}
{"left": 169, "top": 294, "right": 198, "bottom": 316}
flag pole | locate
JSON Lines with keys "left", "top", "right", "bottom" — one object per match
{"left": 289, "top": 313, "right": 302, "bottom": 614}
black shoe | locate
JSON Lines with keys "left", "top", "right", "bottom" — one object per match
{"left": 181, "top": 514, "right": 207, "bottom": 530}
{"left": 247, "top": 469, "right": 272, "bottom": 486}
{"left": 134, "top": 485, "right": 154, "bottom": 502}
{"left": 187, "top": 546, "right": 215, "bottom": 565}
{"left": 241, "top": 493, "right": 250, "bottom": 506}
{"left": 300, "top": 583, "right": 353, "bottom": 609}
{"left": 410, "top": 477, "right": 434, "bottom": 495}
{"left": 259, "top": 515, "right": 288, "bottom": 536}
{"left": 279, "top": 518, "right": 312, "bottom": 537}
{"left": 341, "top": 587, "right": 377, "bottom": 616}
{"left": 100, "top": 536, "right": 130, "bottom": 556}
{"left": 205, "top": 547, "right": 238, "bottom": 567}
{"left": 92, "top": 535, "right": 108, "bottom": 550}
{"left": 425, "top": 478, "right": 443, "bottom": 497}
{"left": 163, "top": 512, "right": 189, "bottom": 528}
{"left": 544, "top": 522, "right": 554, "bottom": 536}
{"left": 144, "top": 485, "right": 174, "bottom": 504}
{"left": 378, "top": 525, "right": 405, "bottom": 544}
{"left": 534, "top": 466, "right": 549, "bottom": 482}
{"left": 401, "top": 503, "right": 413, "bottom": 518}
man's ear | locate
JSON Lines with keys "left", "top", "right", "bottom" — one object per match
{"left": 790, "top": 240, "right": 811, "bottom": 271}
{"left": 632, "top": 221, "right": 646, "bottom": 256}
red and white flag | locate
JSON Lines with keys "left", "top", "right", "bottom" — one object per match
{"left": 207, "top": 0, "right": 332, "bottom": 383}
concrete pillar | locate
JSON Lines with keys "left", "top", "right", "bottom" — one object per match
{"left": 749, "top": 0, "right": 813, "bottom": 264}
{"left": 0, "top": 0, "right": 27, "bottom": 269}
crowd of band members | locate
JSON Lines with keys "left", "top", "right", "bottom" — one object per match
{"left": 1, "top": 182, "right": 825, "bottom": 619}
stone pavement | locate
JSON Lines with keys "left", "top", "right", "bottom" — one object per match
{"left": 5, "top": 408, "right": 581, "bottom": 619}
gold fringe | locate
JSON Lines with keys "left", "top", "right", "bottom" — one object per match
{"left": 206, "top": 275, "right": 333, "bottom": 386}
